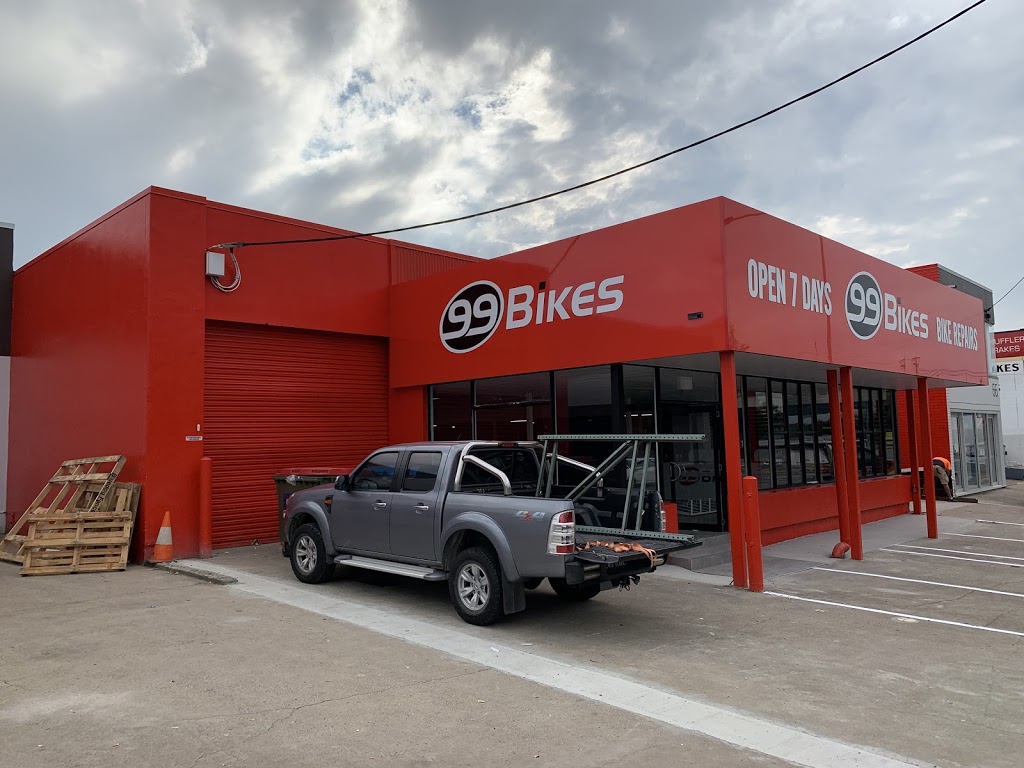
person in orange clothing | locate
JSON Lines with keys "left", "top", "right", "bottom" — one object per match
{"left": 932, "top": 457, "right": 954, "bottom": 500}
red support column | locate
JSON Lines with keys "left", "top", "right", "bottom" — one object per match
{"left": 742, "top": 477, "right": 764, "bottom": 592}
{"left": 917, "top": 379, "right": 938, "bottom": 538}
{"left": 719, "top": 352, "right": 747, "bottom": 588}
{"left": 199, "top": 457, "right": 213, "bottom": 558}
{"left": 905, "top": 390, "right": 922, "bottom": 515}
{"left": 826, "top": 370, "right": 850, "bottom": 544}
{"left": 840, "top": 368, "right": 864, "bottom": 560}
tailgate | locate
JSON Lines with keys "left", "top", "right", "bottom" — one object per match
{"left": 572, "top": 530, "right": 700, "bottom": 566}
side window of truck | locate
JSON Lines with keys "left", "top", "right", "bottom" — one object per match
{"left": 400, "top": 452, "right": 442, "bottom": 493}
{"left": 351, "top": 452, "right": 399, "bottom": 491}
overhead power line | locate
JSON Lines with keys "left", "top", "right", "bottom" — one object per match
{"left": 212, "top": 0, "right": 989, "bottom": 251}
{"left": 987, "top": 272, "right": 1024, "bottom": 313}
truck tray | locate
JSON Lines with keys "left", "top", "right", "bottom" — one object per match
{"left": 572, "top": 532, "right": 700, "bottom": 566}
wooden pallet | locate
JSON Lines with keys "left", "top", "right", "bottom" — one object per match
{"left": 19, "top": 482, "right": 140, "bottom": 576}
{"left": 0, "top": 456, "right": 127, "bottom": 565}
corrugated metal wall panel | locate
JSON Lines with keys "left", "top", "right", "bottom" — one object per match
{"left": 204, "top": 322, "right": 389, "bottom": 549}
{"left": 390, "top": 245, "right": 477, "bottom": 284}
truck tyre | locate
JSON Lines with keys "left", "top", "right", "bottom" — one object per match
{"left": 449, "top": 547, "right": 504, "bottom": 626}
{"left": 290, "top": 524, "right": 335, "bottom": 584}
{"left": 549, "top": 578, "right": 601, "bottom": 601}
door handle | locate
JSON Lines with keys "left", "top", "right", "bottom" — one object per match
{"left": 373, "top": 501, "right": 388, "bottom": 510}
{"left": 413, "top": 503, "right": 430, "bottom": 514}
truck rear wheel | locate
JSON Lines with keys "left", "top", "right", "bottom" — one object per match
{"left": 549, "top": 578, "right": 601, "bottom": 601}
{"left": 449, "top": 547, "right": 504, "bottom": 626}
{"left": 289, "top": 524, "right": 335, "bottom": 584}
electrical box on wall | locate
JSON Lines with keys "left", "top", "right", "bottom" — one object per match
{"left": 205, "top": 250, "right": 226, "bottom": 278}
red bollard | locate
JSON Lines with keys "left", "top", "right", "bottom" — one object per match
{"left": 199, "top": 457, "right": 213, "bottom": 558}
{"left": 742, "top": 476, "right": 764, "bottom": 593}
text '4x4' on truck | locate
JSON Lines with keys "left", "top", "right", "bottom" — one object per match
{"left": 282, "top": 435, "right": 702, "bottom": 625}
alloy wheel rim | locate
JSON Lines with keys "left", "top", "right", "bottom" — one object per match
{"left": 295, "top": 535, "right": 317, "bottom": 574}
{"left": 457, "top": 562, "right": 489, "bottom": 611}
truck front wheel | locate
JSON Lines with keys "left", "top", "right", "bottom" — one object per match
{"left": 549, "top": 578, "right": 601, "bottom": 601}
{"left": 289, "top": 524, "right": 335, "bottom": 584}
{"left": 449, "top": 547, "right": 504, "bottom": 626}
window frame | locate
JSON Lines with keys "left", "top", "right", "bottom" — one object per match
{"left": 398, "top": 451, "right": 444, "bottom": 494}
{"left": 350, "top": 451, "right": 401, "bottom": 492}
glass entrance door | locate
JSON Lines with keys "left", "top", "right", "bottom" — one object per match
{"left": 658, "top": 403, "right": 725, "bottom": 531}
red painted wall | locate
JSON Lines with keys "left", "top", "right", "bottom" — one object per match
{"left": 389, "top": 200, "right": 729, "bottom": 387}
{"left": 7, "top": 193, "right": 151, "bottom": 534}
{"left": 389, "top": 387, "right": 429, "bottom": 445}
{"left": 6, "top": 188, "right": 969, "bottom": 559}
{"left": 723, "top": 203, "right": 987, "bottom": 383}
{"left": 9, "top": 187, "right": 470, "bottom": 558}
{"left": 759, "top": 476, "right": 911, "bottom": 545}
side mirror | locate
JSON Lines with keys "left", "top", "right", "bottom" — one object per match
{"left": 334, "top": 475, "right": 349, "bottom": 491}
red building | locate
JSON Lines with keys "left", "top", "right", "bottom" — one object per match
{"left": 6, "top": 188, "right": 988, "bottom": 574}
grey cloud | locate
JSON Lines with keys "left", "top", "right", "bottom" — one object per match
{"left": 2, "top": 0, "right": 1022, "bottom": 328}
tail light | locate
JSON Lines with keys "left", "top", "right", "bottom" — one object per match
{"left": 547, "top": 509, "right": 575, "bottom": 555}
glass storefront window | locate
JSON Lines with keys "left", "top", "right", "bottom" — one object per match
{"left": 474, "top": 372, "right": 552, "bottom": 441}
{"left": 799, "top": 383, "right": 817, "bottom": 484}
{"left": 553, "top": 366, "right": 614, "bottom": 469}
{"left": 950, "top": 414, "right": 963, "bottom": 490}
{"left": 977, "top": 415, "right": 990, "bottom": 486}
{"left": 988, "top": 414, "right": 1001, "bottom": 485}
{"left": 816, "top": 382, "right": 834, "bottom": 482}
{"left": 771, "top": 380, "right": 789, "bottom": 487}
{"left": 475, "top": 372, "right": 551, "bottom": 407}
{"left": 745, "top": 377, "right": 771, "bottom": 490}
{"left": 622, "top": 365, "right": 656, "bottom": 435}
{"left": 430, "top": 381, "right": 472, "bottom": 440}
{"left": 850, "top": 386, "right": 898, "bottom": 479}
{"left": 882, "top": 391, "right": 897, "bottom": 476}
{"left": 963, "top": 414, "right": 979, "bottom": 487}
{"left": 737, "top": 379, "right": 747, "bottom": 478}
{"left": 660, "top": 369, "right": 720, "bottom": 403}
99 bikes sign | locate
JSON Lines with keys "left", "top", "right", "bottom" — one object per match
{"left": 745, "top": 259, "right": 979, "bottom": 352}
{"left": 440, "top": 275, "right": 625, "bottom": 353}
{"left": 843, "top": 270, "right": 978, "bottom": 351}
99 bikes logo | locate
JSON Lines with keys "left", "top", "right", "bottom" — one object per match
{"left": 440, "top": 276, "right": 625, "bottom": 353}
{"left": 844, "top": 270, "right": 929, "bottom": 342}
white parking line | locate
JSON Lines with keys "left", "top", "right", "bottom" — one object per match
{"left": 881, "top": 549, "right": 1024, "bottom": 568}
{"left": 977, "top": 519, "right": 1024, "bottom": 527}
{"left": 889, "top": 544, "right": 1024, "bottom": 561}
{"left": 947, "top": 532, "right": 1024, "bottom": 544}
{"left": 810, "top": 567, "right": 1024, "bottom": 599}
{"left": 182, "top": 560, "right": 926, "bottom": 768}
{"left": 766, "top": 592, "right": 1024, "bottom": 638}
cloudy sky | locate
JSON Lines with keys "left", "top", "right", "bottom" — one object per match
{"left": 2, "top": 0, "right": 1022, "bottom": 328}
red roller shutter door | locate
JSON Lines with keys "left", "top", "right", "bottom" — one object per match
{"left": 204, "top": 322, "right": 389, "bottom": 549}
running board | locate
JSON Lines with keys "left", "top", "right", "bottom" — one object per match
{"left": 334, "top": 555, "right": 447, "bottom": 582}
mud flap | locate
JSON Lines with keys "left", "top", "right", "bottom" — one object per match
{"left": 502, "top": 575, "right": 526, "bottom": 615}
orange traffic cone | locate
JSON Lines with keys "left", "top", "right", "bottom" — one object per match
{"left": 150, "top": 511, "right": 174, "bottom": 562}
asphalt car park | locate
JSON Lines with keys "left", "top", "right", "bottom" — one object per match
{"left": 175, "top": 492, "right": 1024, "bottom": 768}
{"left": 3, "top": 487, "right": 1022, "bottom": 768}
{"left": 767, "top": 517, "right": 1024, "bottom": 637}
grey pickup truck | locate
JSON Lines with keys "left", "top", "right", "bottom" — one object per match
{"left": 281, "top": 435, "right": 701, "bottom": 625}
